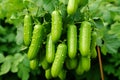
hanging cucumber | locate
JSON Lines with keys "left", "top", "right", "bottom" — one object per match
{"left": 67, "top": 0, "right": 78, "bottom": 15}
{"left": 27, "top": 24, "right": 44, "bottom": 60}
{"left": 45, "top": 68, "right": 52, "bottom": 79}
{"left": 76, "top": 58, "right": 84, "bottom": 75}
{"left": 90, "top": 31, "right": 97, "bottom": 58}
{"left": 58, "top": 69, "right": 67, "bottom": 80}
{"left": 24, "top": 14, "right": 32, "bottom": 46}
{"left": 66, "top": 58, "right": 77, "bottom": 70}
{"left": 79, "top": 21, "right": 91, "bottom": 56}
{"left": 46, "top": 34, "right": 55, "bottom": 63}
{"left": 41, "top": 57, "right": 50, "bottom": 70}
{"left": 51, "top": 43, "right": 67, "bottom": 77}
{"left": 67, "top": 24, "right": 77, "bottom": 59}
{"left": 30, "top": 59, "right": 39, "bottom": 70}
{"left": 51, "top": 10, "right": 62, "bottom": 43}
{"left": 81, "top": 56, "right": 91, "bottom": 71}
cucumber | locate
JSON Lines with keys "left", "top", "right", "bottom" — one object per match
{"left": 30, "top": 59, "right": 39, "bottom": 70}
{"left": 27, "top": 24, "right": 44, "bottom": 60}
{"left": 46, "top": 34, "right": 55, "bottom": 63}
{"left": 81, "top": 56, "right": 91, "bottom": 71}
{"left": 79, "top": 21, "right": 91, "bottom": 56}
{"left": 51, "top": 43, "right": 67, "bottom": 77}
{"left": 58, "top": 69, "right": 66, "bottom": 80}
{"left": 67, "top": 0, "right": 78, "bottom": 15}
{"left": 45, "top": 68, "right": 52, "bottom": 79}
{"left": 67, "top": 24, "right": 77, "bottom": 59}
{"left": 66, "top": 58, "right": 77, "bottom": 70}
{"left": 41, "top": 58, "right": 50, "bottom": 70}
{"left": 24, "top": 14, "right": 32, "bottom": 46}
{"left": 51, "top": 10, "right": 62, "bottom": 43}
{"left": 91, "top": 31, "right": 97, "bottom": 58}
{"left": 76, "top": 58, "right": 84, "bottom": 75}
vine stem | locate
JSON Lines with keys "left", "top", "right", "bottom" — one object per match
{"left": 97, "top": 46, "right": 104, "bottom": 80}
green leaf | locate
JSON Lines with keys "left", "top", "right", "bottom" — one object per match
{"left": 22, "top": 55, "right": 30, "bottom": 68}
{"left": 59, "top": 0, "right": 68, "bottom": 4}
{"left": 0, "top": 45, "right": 8, "bottom": 53}
{"left": 0, "top": 0, "right": 24, "bottom": 20}
{"left": 74, "top": 8, "right": 84, "bottom": 22}
{"left": 104, "top": 64, "right": 115, "bottom": 75}
{"left": 102, "top": 10, "right": 112, "bottom": 23}
{"left": 115, "top": 60, "right": 120, "bottom": 67}
{"left": 93, "top": 18, "right": 120, "bottom": 54}
{"left": 103, "top": 34, "right": 120, "bottom": 54}
{"left": 114, "top": 14, "right": 120, "bottom": 22}
{"left": 18, "top": 56, "right": 30, "bottom": 80}
{"left": 108, "top": 6, "right": 120, "bottom": 13}
{"left": 11, "top": 53, "right": 24, "bottom": 73}
{"left": 16, "top": 23, "right": 23, "bottom": 45}
{"left": 89, "top": 0, "right": 102, "bottom": 16}
{"left": 115, "top": 67, "right": 120, "bottom": 79}
{"left": 101, "top": 45, "right": 107, "bottom": 55}
{"left": 0, "top": 53, "right": 5, "bottom": 63}
{"left": 0, "top": 55, "right": 13, "bottom": 75}
{"left": 109, "top": 22, "right": 120, "bottom": 39}
{"left": 0, "top": 25, "right": 6, "bottom": 35}
{"left": 94, "top": 18, "right": 104, "bottom": 29}
{"left": 59, "top": 3, "right": 67, "bottom": 19}
{"left": 6, "top": 33, "right": 15, "bottom": 42}
{"left": 43, "top": 0, "right": 59, "bottom": 13}
{"left": 109, "top": 54, "right": 120, "bottom": 67}
{"left": 93, "top": 18, "right": 106, "bottom": 46}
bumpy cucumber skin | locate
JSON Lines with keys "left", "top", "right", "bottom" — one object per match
{"left": 51, "top": 43, "right": 67, "bottom": 77}
{"left": 79, "top": 21, "right": 91, "bottom": 56}
{"left": 51, "top": 10, "right": 62, "bottom": 43}
{"left": 45, "top": 68, "right": 52, "bottom": 79}
{"left": 91, "top": 31, "right": 97, "bottom": 58}
{"left": 66, "top": 58, "right": 77, "bottom": 70}
{"left": 81, "top": 56, "right": 91, "bottom": 71}
{"left": 76, "top": 58, "right": 84, "bottom": 75}
{"left": 41, "top": 58, "right": 50, "bottom": 70}
{"left": 46, "top": 34, "right": 55, "bottom": 63}
{"left": 24, "top": 14, "right": 32, "bottom": 46}
{"left": 30, "top": 59, "right": 39, "bottom": 70}
{"left": 67, "top": 24, "right": 77, "bottom": 59}
{"left": 67, "top": 0, "right": 78, "bottom": 15}
{"left": 27, "top": 24, "right": 44, "bottom": 60}
{"left": 58, "top": 69, "right": 66, "bottom": 80}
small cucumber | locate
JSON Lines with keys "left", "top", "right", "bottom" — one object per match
{"left": 30, "top": 59, "right": 39, "bottom": 70}
{"left": 90, "top": 31, "right": 97, "bottom": 58}
{"left": 67, "top": 0, "right": 78, "bottom": 15}
{"left": 79, "top": 21, "right": 91, "bottom": 56}
{"left": 51, "top": 43, "right": 67, "bottom": 77}
{"left": 81, "top": 56, "right": 91, "bottom": 71}
{"left": 67, "top": 24, "right": 77, "bottom": 59}
{"left": 66, "top": 58, "right": 77, "bottom": 70}
{"left": 27, "top": 24, "right": 44, "bottom": 60}
{"left": 51, "top": 10, "right": 62, "bottom": 43}
{"left": 58, "top": 69, "right": 66, "bottom": 80}
{"left": 24, "top": 14, "right": 32, "bottom": 46}
{"left": 41, "top": 58, "right": 50, "bottom": 70}
{"left": 46, "top": 34, "right": 55, "bottom": 63}
{"left": 76, "top": 58, "right": 84, "bottom": 75}
{"left": 45, "top": 68, "right": 52, "bottom": 79}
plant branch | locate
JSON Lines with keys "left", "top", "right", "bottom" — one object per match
{"left": 97, "top": 46, "right": 104, "bottom": 80}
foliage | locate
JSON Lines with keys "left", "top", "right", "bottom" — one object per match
{"left": 0, "top": 0, "right": 120, "bottom": 80}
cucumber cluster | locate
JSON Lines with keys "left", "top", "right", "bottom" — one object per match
{"left": 23, "top": 0, "right": 97, "bottom": 79}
